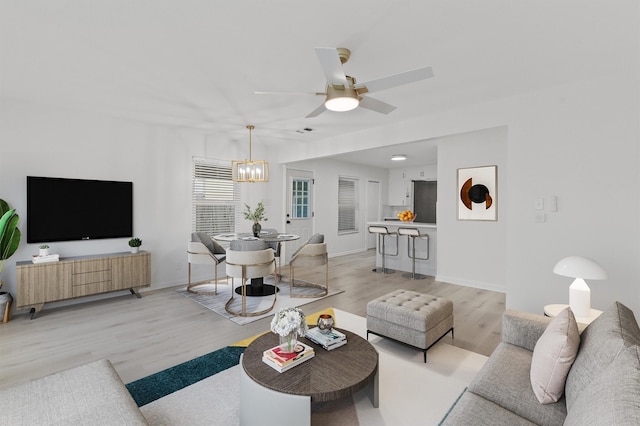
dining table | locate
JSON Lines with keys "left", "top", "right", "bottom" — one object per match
{"left": 213, "top": 231, "right": 300, "bottom": 296}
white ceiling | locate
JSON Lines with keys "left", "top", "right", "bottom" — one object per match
{"left": 0, "top": 1, "right": 628, "bottom": 168}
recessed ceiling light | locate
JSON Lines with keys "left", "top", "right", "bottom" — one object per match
{"left": 391, "top": 154, "right": 407, "bottom": 161}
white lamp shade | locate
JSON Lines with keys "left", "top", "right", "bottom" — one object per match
{"left": 553, "top": 256, "right": 607, "bottom": 280}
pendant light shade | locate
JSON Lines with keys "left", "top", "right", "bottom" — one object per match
{"left": 232, "top": 125, "right": 269, "bottom": 183}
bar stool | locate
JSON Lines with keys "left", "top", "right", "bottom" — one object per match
{"left": 368, "top": 225, "right": 398, "bottom": 274}
{"left": 398, "top": 227, "right": 429, "bottom": 280}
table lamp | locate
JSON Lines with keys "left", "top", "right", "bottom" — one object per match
{"left": 553, "top": 256, "right": 607, "bottom": 318}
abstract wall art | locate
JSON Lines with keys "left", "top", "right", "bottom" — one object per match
{"left": 457, "top": 165, "right": 497, "bottom": 221}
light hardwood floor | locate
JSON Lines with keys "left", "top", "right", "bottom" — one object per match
{"left": 0, "top": 250, "right": 504, "bottom": 389}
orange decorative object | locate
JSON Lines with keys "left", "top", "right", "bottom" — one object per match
{"left": 397, "top": 210, "right": 416, "bottom": 222}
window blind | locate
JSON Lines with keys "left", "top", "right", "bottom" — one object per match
{"left": 338, "top": 177, "right": 359, "bottom": 233}
{"left": 192, "top": 158, "right": 239, "bottom": 236}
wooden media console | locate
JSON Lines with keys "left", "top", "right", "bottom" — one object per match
{"left": 16, "top": 251, "right": 151, "bottom": 319}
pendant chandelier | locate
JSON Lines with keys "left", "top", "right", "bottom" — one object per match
{"left": 232, "top": 125, "right": 269, "bottom": 183}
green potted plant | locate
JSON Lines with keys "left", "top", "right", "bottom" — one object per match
{"left": 39, "top": 244, "right": 50, "bottom": 257}
{"left": 0, "top": 199, "right": 21, "bottom": 323}
{"left": 243, "top": 201, "right": 268, "bottom": 237}
{"left": 128, "top": 237, "right": 142, "bottom": 253}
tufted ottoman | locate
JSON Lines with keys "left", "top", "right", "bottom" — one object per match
{"left": 366, "top": 289, "right": 454, "bottom": 362}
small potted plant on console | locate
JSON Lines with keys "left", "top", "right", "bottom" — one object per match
{"left": 39, "top": 244, "right": 50, "bottom": 257}
{"left": 128, "top": 237, "right": 142, "bottom": 253}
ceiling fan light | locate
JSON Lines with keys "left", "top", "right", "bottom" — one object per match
{"left": 325, "top": 96, "right": 359, "bottom": 112}
{"left": 324, "top": 85, "right": 359, "bottom": 112}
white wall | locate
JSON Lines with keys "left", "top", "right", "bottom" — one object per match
{"left": 278, "top": 75, "right": 640, "bottom": 316}
{"left": 0, "top": 98, "right": 281, "bottom": 310}
{"left": 505, "top": 73, "right": 640, "bottom": 315}
{"left": 437, "top": 127, "right": 508, "bottom": 292}
{"left": 285, "top": 157, "right": 389, "bottom": 257}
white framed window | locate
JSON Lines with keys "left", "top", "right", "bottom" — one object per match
{"left": 338, "top": 176, "right": 359, "bottom": 234}
{"left": 291, "top": 178, "right": 312, "bottom": 219}
{"left": 192, "top": 157, "right": 240, "bottom": 236}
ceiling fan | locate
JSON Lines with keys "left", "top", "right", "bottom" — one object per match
{"left": 255, "top": 47, "right": 434, "bottom": 118}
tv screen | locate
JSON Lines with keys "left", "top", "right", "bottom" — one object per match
{"left": 27, "top": 176, "right": 133, "bottom": 243}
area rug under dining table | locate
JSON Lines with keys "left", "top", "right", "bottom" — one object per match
{"left": 128, "top": 308, "right": 488, "bottom": 425}
{"left": 177, "top": 275, "right": 344, "bottom": 325}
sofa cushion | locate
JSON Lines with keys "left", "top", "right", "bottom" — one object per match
{"left": 564, "top": 344, "right": 640, "bottom": 425}
{"left": 530, "top": 307, "right": 580, "bottom": 404}
{"left": 0, "top": 359, "right": 147, "bottom": 425}
{"left": 565, "top": 301, "right": 640, "bottom": 410}
{"left": 440, "top": 390, "right": 538, "bottom": 426}
{"left": 469, "top": 342, "right": 567, "bottom": 426}
{"left": 502, "top": 309, "right": 552, "bottom": 351}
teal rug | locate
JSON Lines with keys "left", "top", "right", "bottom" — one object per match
{"left": 126, "top": 346, "right": 245, "bottom": 406}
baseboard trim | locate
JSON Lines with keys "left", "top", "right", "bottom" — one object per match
{"left": 328, "top": 248, "right": 368, "bottom": 258}
{"left": 435, "top": 275, "right": 506, "bottom": 293}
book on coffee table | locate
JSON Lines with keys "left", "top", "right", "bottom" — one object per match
{"left": 305, "top": 327, "right": 347, "bottom": 351}
{"left": 262, "top": 342, "right": 315, "bottom": 372}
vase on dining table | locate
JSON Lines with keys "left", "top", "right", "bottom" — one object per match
{"left": 252, "top": 222, "right": 261, "bottom": 237}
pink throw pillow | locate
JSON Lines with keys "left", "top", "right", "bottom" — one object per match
{"left": 530, "top": 307, "right": 580, "bottom": 404}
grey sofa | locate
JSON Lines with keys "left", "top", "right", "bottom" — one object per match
{"left": 441, "top": 301, "right": 640, "bottom": 425}
{"left": 0, "top": 359, "right": 147, "bottom": 425}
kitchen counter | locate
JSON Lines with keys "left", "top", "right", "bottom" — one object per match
{"left": 369, "top": 220, "right": 437, "bottom": 229}
{"left": 367, "top": 221, "right": 437, "bottom": 276}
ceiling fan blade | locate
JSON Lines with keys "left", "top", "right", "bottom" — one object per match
{"left": 314, "top": 47, "right": 349, "bottom": 87}
{"left": 254, "top": 91, "right": 324, "bottom": 96}
{"left": 358, "top": 96, "right": 397, "bottom": 115}
{"left": 306, "top": 103, "right": 326, "bottom": 118}
{"left": 355, "top": 66, "right": 434, "bottom": 94}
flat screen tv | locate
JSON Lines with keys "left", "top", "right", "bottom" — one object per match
{"left": 27, "top": 176, "right": 133, "bottom": 243}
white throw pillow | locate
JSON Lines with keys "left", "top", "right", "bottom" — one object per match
{"left": 530, "top": 307, "right": 580, "bottom": 404}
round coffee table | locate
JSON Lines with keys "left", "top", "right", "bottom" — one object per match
{"left": 240, "top": 328, "right": 378, "bottom": 424}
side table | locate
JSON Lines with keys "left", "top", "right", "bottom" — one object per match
{"left": 543, "top": 303, "right": 603, "bottom": 325}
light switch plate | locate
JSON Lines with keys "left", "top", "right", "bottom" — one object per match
{"left": 534, "top": 198, "right": 544, "bottom": 210}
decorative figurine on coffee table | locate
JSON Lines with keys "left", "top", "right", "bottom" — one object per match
{"left": 317, "top": 313, "right": 335, "bottom": 334}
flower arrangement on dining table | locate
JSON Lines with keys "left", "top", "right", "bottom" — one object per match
{"left": 244, "top": 201, "right": 268, "bottom": 237}
{"left": 270, "top": 307, "right": 309, "bottom": 353}
{"left": 243, "top": 201, "right": 268, "bottom": 224}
